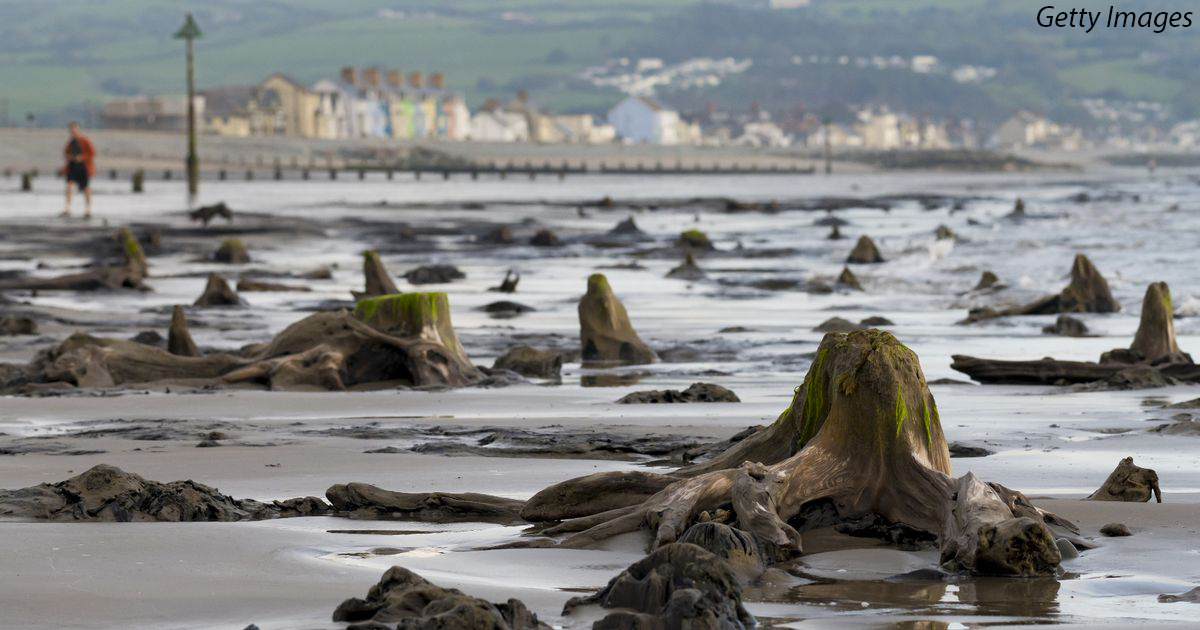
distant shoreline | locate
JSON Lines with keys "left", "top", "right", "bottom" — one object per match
{"left": 0, "top": 127, "right": 1147, "bottom": 177}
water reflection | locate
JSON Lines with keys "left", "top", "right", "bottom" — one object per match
{"left": 774, "top": 575, "right": 1060, "bottom": 619}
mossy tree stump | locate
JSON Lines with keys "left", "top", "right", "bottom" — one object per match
{"left": 537, "top": 330, "right": 1071, "bottom": 576}
{"left": 352, "top": 293, "right": 472, "bottom": 367}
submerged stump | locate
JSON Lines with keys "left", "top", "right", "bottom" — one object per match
{"left": 167, "top": 305, "right": 200, "bottom": 357}
{"left": 846, "top": 235, "right": 884, "bottom": 264}
{"left": 355, "top": 250, "right": 400, "bottom": 299}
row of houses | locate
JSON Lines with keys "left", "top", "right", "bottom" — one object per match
{"left": 201, "top": 68, "right": 471, "bottom": 141}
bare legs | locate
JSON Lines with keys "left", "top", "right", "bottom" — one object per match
{"left": 61, "top": 183, "right": 92, "bottom": 220}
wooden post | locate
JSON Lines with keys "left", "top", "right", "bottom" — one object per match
{"left": 218, "top": 169, "right": 226, "bottom": 180}
{"left": 132, "top": 170, "right": 144, "bottom": 193}
{"left": 174, "top": 14, "right": 202, "bottom": 197}
{"left": 20, "top": 171, "right": 32, "bottom": 192}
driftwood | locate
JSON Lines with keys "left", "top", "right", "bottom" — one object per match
{"left": 963, "top": 254, "right": 1118, "bottom": 323}
{"left": 578, "top": 273, "right": 657, "bottom": 365}
{"left": 531, "top": 330, "right": 1073, "bottom": 576}
{"left": 954, "top": 282, "right": 1197, "bottom": 385}
{"left": 491, "top": 269, "right": 520, "bottom": 293}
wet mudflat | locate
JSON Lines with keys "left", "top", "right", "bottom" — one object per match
{"left": 1, "top": 171, "right": 1199, "bottom": 628}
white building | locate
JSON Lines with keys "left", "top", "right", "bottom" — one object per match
{"left": 470, "top": 108, "right": 530, "bottom": 142}
{"left": 608, "top": 96, "right": 683, "bottom": 144}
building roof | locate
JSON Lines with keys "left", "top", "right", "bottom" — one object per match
{"left": 200, "top": 85, "right": 255, "bottom": 116}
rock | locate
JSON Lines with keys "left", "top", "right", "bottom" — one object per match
{"left": 189, "top": 202, "right": 233, "bottom": 226}
{"left": 480, "top": 225, "right": 515, "bottom": 244}
{"left": 618, "top": 382, "right": 740, "bottom": 404}
{"left": 1150, "top": 416, "right": 1200, "bottom": 435}
{"left": 332, "top": 566, "right": 549, "bottom": 628}
{"left": 718, "top": 326, "right": 753, "bottom": 333}
{"left": 404, "top": 264, "right": 465, "bottom": 285}
{"left": 579, "top": 274, "right": 657, "bottom": 365}
{"left": 837, "top": 266, "right": 863, "bottom": 290}
{"left": 860, "top": 316, "right": 894, "bottom": 327}
{"left": 237, "top": 279, "right": 310, "bottom": 292}
{"left": 813, "top": 317, "right": 864, "bottom": 333}
{"left": 530, "top": 229, "right": 561, "bottom": 247}
{"left": 493, "top": 346, "right": 562, "bottom": 379}
{"left": 846, "top": 235, "right": 884, "bottom": 264}
{"left": 325, "top": 482, "right": 525, "bottom": 524}
{"left": 679, "top": 229, "right": 714, "bottom": 251}
{"left": 935, "top": 224, "right": 957, "bottom": 240}
{"left": 666, "top": 251, "right": 706, "bottom": 280}
{"left": 1043, "top": 314, "right": 1089, "bottom": 337}
{"left": 563, "top": 543, "right": 754, "bottom": 630}
{"left": 0, "top": 314, "right": 36, "bottom": 335}
{"left": 212, "top": 238, "right": 250, "bottom": 264}
{"left": 1086, "top": 457, "right": 1161, "bottom": 503}
{"left": 1055, "top": 538, "right": 1079, "bottom": 560}
{"left": 491, "top": 270, "right": 519, "bottom": 293}
{"left": 974, "top": 271, "right": 1001, "bottom": 291}
{"left": 0, "top": 464, "right": 320, "bottom": 522}
{"left": 167, "top": 305, "right": 200, "bottom": 357}
{"left": 478, "top": 301, "right": 534, "bottom": 318}
{"left": 948, "top": 442, "right": 993, "bottom": 458}
{"left": 300, "top": 267, "right": 333, "bottom": 280}
{"left": 129, "top": 330, "right": 165, "bottom": 346}
{"left": 193, "top": 273, "right": 243, "bottom": 307}
{"left": 1100, "top": 522, "right": 1132, "bottom": 537}
{"left": 611, "top": 217, "right": 642, "bottom": 234}
{"left": 357, "top": 251, "right": 400, "bottom": 298}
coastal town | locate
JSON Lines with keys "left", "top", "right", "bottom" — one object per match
{"left": 90, "top": 61, "right": 1198, "bottom": 154}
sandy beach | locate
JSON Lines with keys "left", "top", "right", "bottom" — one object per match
{"left": 2, "top": 167, "right": 1199, "bottom": 628}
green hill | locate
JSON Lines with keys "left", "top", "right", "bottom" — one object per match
{"left": 2, "top": 0, "right": 1195, "bottom": 127}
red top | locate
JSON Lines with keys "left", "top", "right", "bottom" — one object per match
{"left": 64, "top": 134, "right": 96, "bottom": 177}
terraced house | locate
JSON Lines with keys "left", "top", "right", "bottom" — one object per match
{"left": 201, "top": 67, "right": 469, "bottom": 141}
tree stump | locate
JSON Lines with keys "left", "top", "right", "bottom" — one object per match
{"left": 578, "top": 274, "right": 657, "bottom": 366}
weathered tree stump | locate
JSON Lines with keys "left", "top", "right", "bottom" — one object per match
{"left": 212, "top": 238, "right": 250, "bottom": 264}
{"left": 963, "top": 254, "right": 1117, "bottom": 323}
{"left": 534, "top": 330, "right": 1071, "bottom": 576}
{"left": 578, "top": 274, "right": 657, "bottom": 366}
{"left": 1086, "top": 457, "right": 1162, "bottom": 503}
{"left": 167, "top": 305, "right": 200, "bottom": 357}
{"left": 193, "top": 273, "right": 242, "bottom": 307}
{"left": 353, "top": 250, "right": 400, "bottom": 299}
{"left": 846, "top": 235, "right": 884, "bottom": 264}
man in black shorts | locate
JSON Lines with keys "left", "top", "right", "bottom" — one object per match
{"left": 62, "top": 121, "right": 95, "bottom": 219}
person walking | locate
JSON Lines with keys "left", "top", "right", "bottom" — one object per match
{"left": 61, "top": 121, "right": 95, "bottom": 220}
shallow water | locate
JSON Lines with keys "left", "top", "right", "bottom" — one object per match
{"left": 2, "top": 169, "right": 1200, "bottom": 627}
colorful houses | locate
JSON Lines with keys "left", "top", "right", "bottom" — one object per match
{"left": 201, "top": 67, "right": 470, "bottom": 141}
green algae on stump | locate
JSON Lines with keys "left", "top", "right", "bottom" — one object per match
{"left": 118, "top": 227, "right": 148, "bottom": 278}
{"left": 578, "top": 273, "right": 657, "bottom": 365}
{"left": 354, "top": 292, "right": 470, "bottom": 365}
{"left": 678, "top": 229, "right": 714, "bottom": 250}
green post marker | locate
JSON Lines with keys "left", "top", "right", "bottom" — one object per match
{"left": 174, "top": 14, "right": 203, "bottom": 197}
